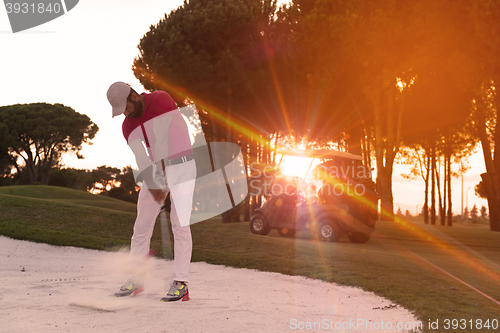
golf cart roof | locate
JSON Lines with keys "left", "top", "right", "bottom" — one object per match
{"left": 278, "top": 149, "right": 363, "bottom": 161}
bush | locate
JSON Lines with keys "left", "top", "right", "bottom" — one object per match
{"left": 100, "top": 187, "right": 138, "bottom": 203}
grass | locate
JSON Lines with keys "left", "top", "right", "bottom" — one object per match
{"left": 0, "top": 185, "right": 137, "bottom": 213}
{"left": 0, "top": 191, "right": 136, "bottom": 249}
{"left": 1, "top": 185, "right": 500, "bottom": 332}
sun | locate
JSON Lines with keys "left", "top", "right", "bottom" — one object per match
{"left": 278, "top": 154, "right": 321, "bottom": 180}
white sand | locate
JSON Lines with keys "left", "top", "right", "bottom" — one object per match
{"left": 0, "top": 236, "right": 421, "bottom": 332}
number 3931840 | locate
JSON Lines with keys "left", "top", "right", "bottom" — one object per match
{"left": 3, "top": 1, "right": 79, "bottom": 33}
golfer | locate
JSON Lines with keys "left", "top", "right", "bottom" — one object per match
{"left": 107, "top": 81, "right": 196, "bottom": 302}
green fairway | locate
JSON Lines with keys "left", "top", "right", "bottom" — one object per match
{"left": 0, "top": 185, "right": 137, "bottom": 212}
{"left": 1, "top": 185, "right": 499, "bottom": 332}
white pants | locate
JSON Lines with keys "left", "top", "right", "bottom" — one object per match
{"left": 131, "top": 159, "right": 196, "bottom": 282}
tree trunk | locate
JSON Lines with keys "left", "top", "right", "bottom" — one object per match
{"left": 442, "top": 154, "right": 447, "bottom": 225}
{"left": 362, "top": 129, "right": 373, "bottom": 169}
{"left": 265, "top": 134, "right": 271, "bottom": 167}
{"left": 377, "top": 166, "right": 394, "bottom": 221}
{"left": 361, "top": 129, "right": 370, "bottom": 169}
{"left": 232, "top": 203, "right": 242, "bottom": 222}
{"left": 431, "top": 145, "right": 436, "bottom": 225}
{"left": 243, "top": 140, "right": 251, "bottom": 221}
{"left": 10, "top": 155, "right": 26, "bottom": 184}
{"left": 424, "top": 149, "right": 430, "bottom": 224}
{"left": 481, "top": 173, "right": 500, "bottom": 231}
{"left": 221, "top": 99, "right": 238, "bottom": 223}
{"left": 373, "top": 96, "right": 396, "bottom": 221}
{"left": 447, "top": 150, "right": 453, "bottom": 226}
{"left": 476, "top": 96, "right": 500, "bottom": 231}
{"left": 41, "top": 149, "right": 55, "bottom": 186}
{"left": 23, "top": 147, "right": 36, "bottom": 184}
{"left": 436, "top": 159, "right": 444, "bottom": 226}
{"left": 250, "top": 135, "right": 259, "bottom": 214}
{"left": 273, "top": 132, "right": 279, "bottom": 165}
{"left": 244, "top": 193, "right": 251, "bottom": 221}
{"left": 346, "top": 127, "right": 363, "bottom": 155}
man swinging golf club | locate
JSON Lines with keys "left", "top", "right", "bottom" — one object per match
{"left": 107, "top": 81, "right": 196, "bottom": 302}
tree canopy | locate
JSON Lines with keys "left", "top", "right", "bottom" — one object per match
{"left": 131, "top": 0, "right": 500, "bottom": 229}
{"left": 0, "top": 103, "right": 98, "bottom": 185}
{"left": 133, "top": 0, "right": 283, "bottom": 140}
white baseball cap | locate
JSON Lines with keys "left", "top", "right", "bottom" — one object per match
{"left": 107, "top": 82, "right": 131, "bottom": 117}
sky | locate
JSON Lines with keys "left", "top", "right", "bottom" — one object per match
{"left": 0, "top": 0, "right": 488, "bottom": 215}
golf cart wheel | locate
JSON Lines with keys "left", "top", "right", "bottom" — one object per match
{"left": 277, "top": 227, "right": 297, "bottom": 237}
{"left": 347, "top": 232, "right": 370, "bottom": 243}
{"left": 317, "top": 218, "right": 343, "bottom": 242}
{"left": 250, "top": 214, "right": 271, "bottom": 235}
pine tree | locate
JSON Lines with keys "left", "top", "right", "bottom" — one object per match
{"left": 470, "top": 204, "right": 478, "bottom": 222}
{"left": 481, "top": 206, "right": 488, "bottom": 220}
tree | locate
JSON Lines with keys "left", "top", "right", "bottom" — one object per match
{"left": 90, "top": 165, "right": 121, "bottom": 193}
{"left": 131, "top": 0, "right": 499, "bottom": 228}
{"left": 0, "top": 122, "right": 15, "bottom": 184}
{"left": 133, "top": 0, "right": 280, "bottom": 139}
{"left": 481, "top": 205, "right": 488, "bottom": 220}
{"left": 474, "top": 83, "right": 500, "bottom": 230}
{"left": 48, "top": 165, "right": 140, "bottom": 202}
{"left": 0, "top": 103, "right": 98, "bottom": 185}
{"left": 398, "top": 145, "right": 432, "bottom": 223}
{"left": 116, "top": 166, "right": 140, "bottom": 196}
{"left": 272, "top": 0, "right": 363, "bottom": 145}
{"left": 470, "top": 204, "right": 478, "bottom": 222}
{"left": 368, "top": 0, "right": 477, "bottom": 227}
{"left": 49, "top": 168, "right": 92, "bottom": 190}
{"left": 343, "top": 0, "right": 419, "bottom": 221}
{"left": 475, "top": 180, "right": 487, "bottom": 199}
{"left": 454, "top": 0, "right": 500, "bottom": 231}
{"left": 106, "top": 166, "right": 140, "bottom": 202}
{"left": 401, "top": 68, "right": 475, "bottom": 226}
{"left": 272, "top": 0, "right": 419, "bottom": 221}
{"left": 133, "top": 0, "right": 287, "bottom": 222}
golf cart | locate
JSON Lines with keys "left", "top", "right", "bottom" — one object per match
{"left": 249, "top": 149, "right": 379, "bottom": 243}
